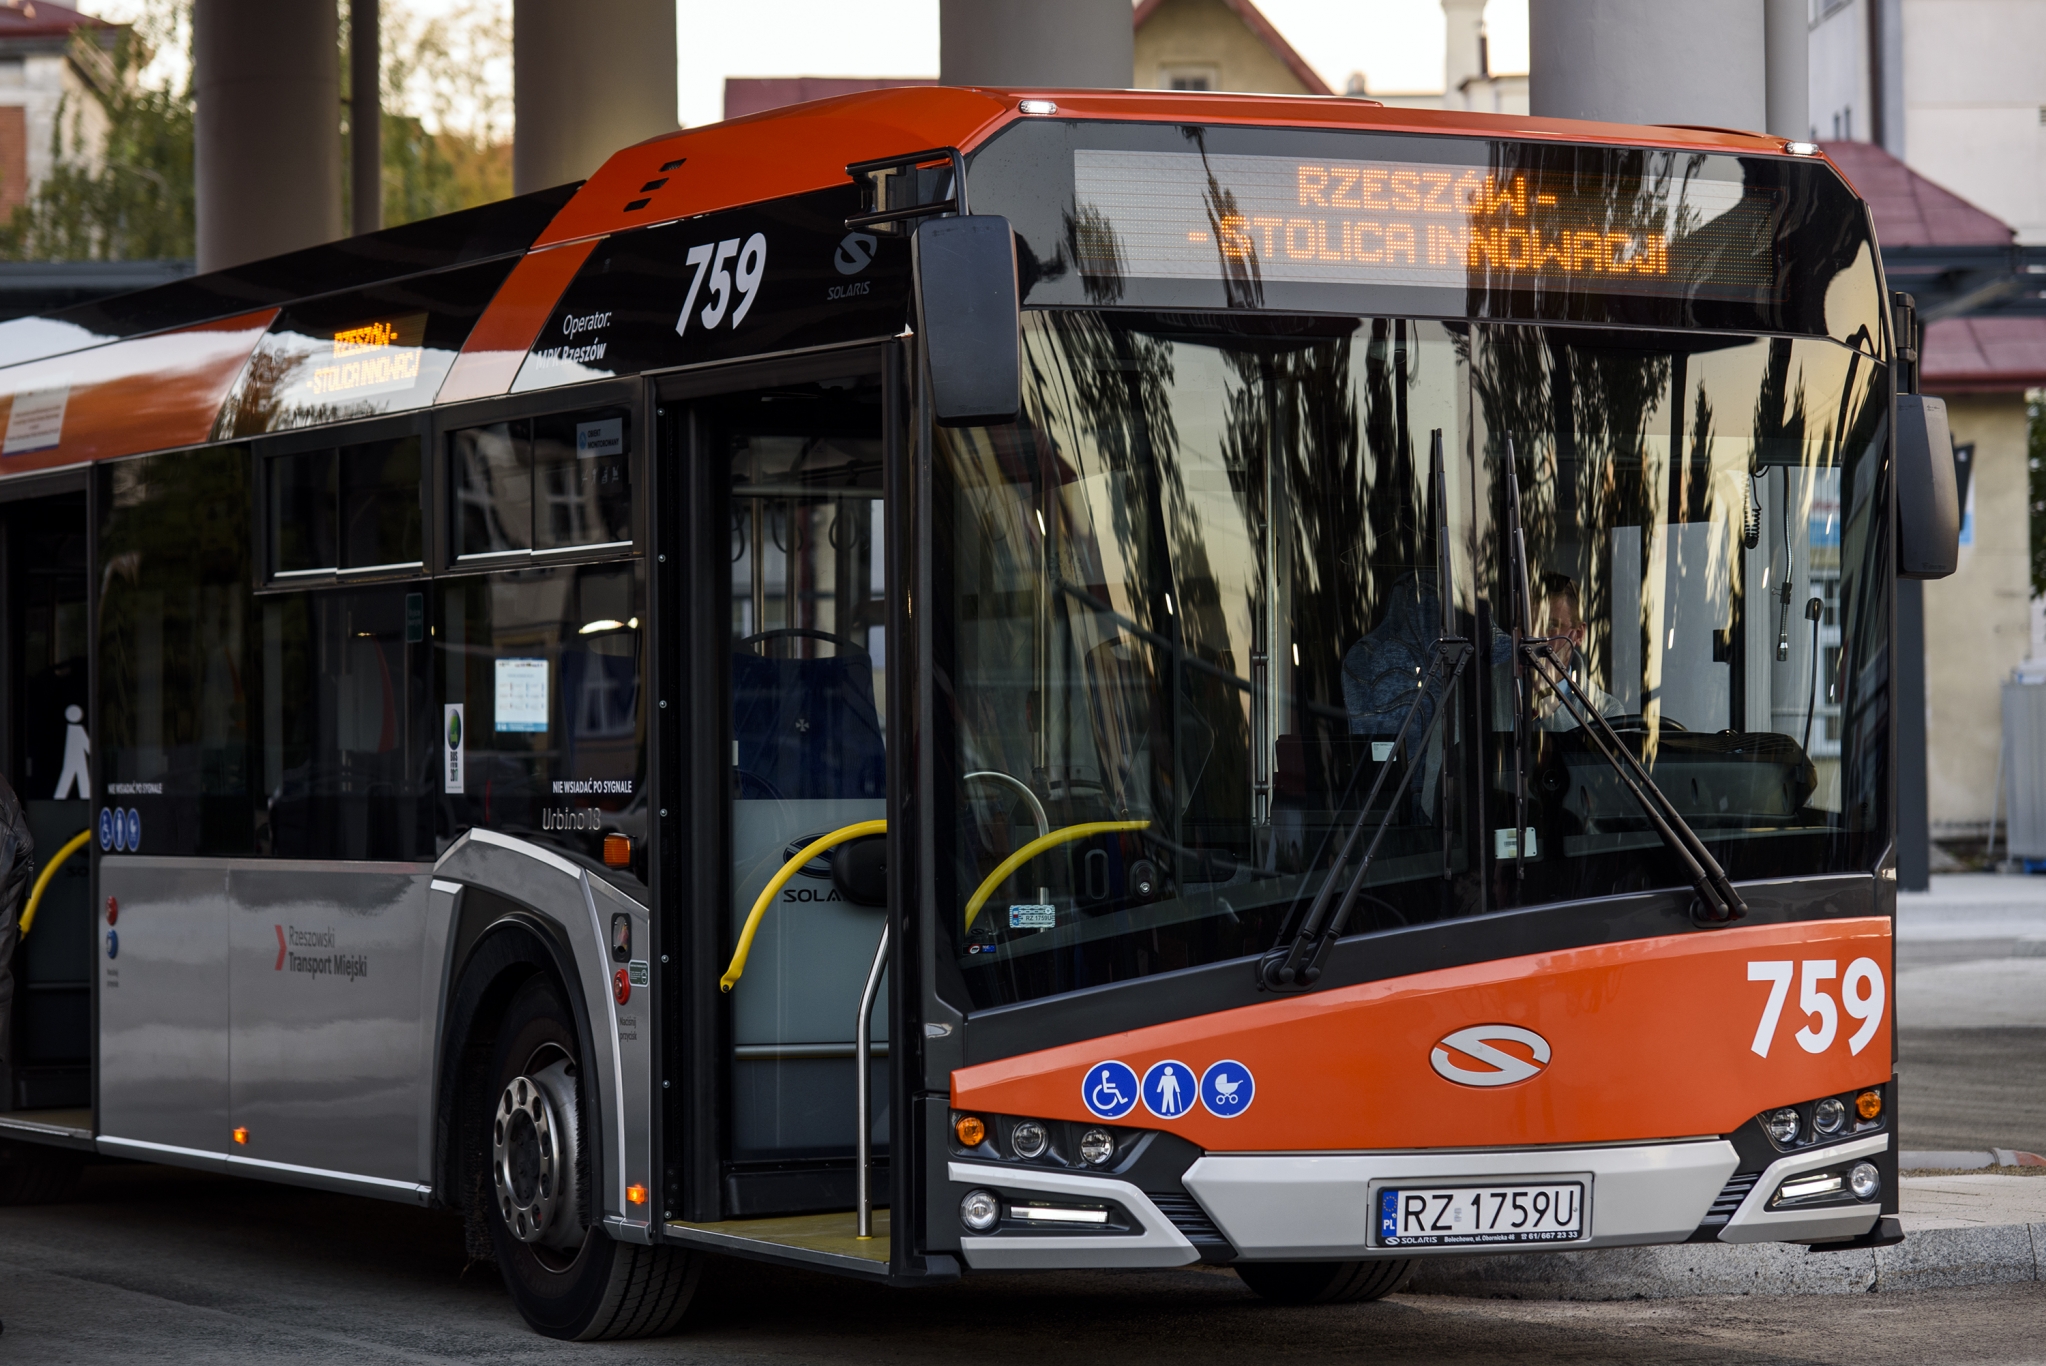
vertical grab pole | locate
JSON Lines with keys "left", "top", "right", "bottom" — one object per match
{"left": 855, "top": 922, "right": 891, "bottom": 1239}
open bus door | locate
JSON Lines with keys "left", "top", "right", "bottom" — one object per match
{"left": 657, "top": 345, "right": 915, "bottom": 1274}
{"left": 0, "top": 471, "right": 95, "bottom": 1162}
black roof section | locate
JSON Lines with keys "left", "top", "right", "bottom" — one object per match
{"left": 43, "top": 181, "right": 581, "bottom": 343}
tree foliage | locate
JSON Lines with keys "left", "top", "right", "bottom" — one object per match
{"left": 0, "top": 0, "right": 515, "bottom": 261}
{"left": 0, "top": 22, "right": 194, "bottom": 261}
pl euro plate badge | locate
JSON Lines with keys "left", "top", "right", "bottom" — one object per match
{"left": 1377, "top": 1182, "right": 1587, "bottom": 1247}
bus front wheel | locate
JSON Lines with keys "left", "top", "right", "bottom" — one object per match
{"left": 1235, "top": 1258, "right": 1413, "bottom": 1305}
{"left": 483, "top": 973, "right": 699, "bottom": 1339}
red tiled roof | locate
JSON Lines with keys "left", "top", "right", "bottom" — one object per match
{"left": 0, "top": 1, "right": 106, "bottom": 40}
{"left": 1818, "top": 142, "right": 2046, "bottom": 392}
{"left": 1820, "top": 140, "right": 2011, "bottom": 248}
{"left": 724, "top": 77, "right": 936, "bottom": 123}
{"left": 1134, "top": 0, "right": 1335, "bottom": 97}
{"left": 1922, "top": 317, "right": 2046, "bottom": 394}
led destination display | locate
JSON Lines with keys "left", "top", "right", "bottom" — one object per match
{"left": 1073, "top": 149, "right": 1782, "bottom": 301}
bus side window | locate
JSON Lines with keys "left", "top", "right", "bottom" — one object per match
{"left": 449, "top": 409, "right": 631, "bottom": 561}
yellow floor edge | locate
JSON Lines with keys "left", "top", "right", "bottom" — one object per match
{"left": 670, "top": 1208, "right": 890, "bottom": 1264}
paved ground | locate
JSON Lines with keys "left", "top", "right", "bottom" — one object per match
{"left": 0, "top": 873, "right": 2038, "bottom": 1362}
{"left": 1896, "top": 875, "right": 2046, "bottom": 1154}
{"left": 0, "top": 1163, "right": 2043, "bottom": 1365}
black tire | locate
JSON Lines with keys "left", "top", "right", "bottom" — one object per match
{"left": 0, "top": 1139, "right": 81, "bottom": 1206}
{"left": 484, "top": 974, "right": 700, "bottom": 1340}
{"left": 1235, "top": 1258, "right": 1413, "bottom": 1305}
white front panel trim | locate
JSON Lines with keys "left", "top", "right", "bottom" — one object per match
{"left": 948, "top": 1161, "right": 1199, "bottom": 1269}
{"left": 1184, "top": 1140, "right": 1739, "bottom": 1259}
{"left": 1717, "top": 1132, "right": 1886, "bottom": 1244}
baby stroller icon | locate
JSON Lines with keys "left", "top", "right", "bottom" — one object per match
{"left": 1211, "top": 1070, "right": 1243, "bottom": 1106}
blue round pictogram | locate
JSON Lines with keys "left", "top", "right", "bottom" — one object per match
{"left": 124, "top": 807, "right": 141, "bottom": 852}
{"left": 105, "top": 928, "right": 118, "bottom": 960}
{"left": 1141, "top": 1059, "right": 1199, "bottom": 1120}
{"left": 1200, "top": 1059, "right": 1256, "bottom": 1117}
{"left": 1081, "top": 1060, "right": 1139, "bottom": 1120}
{"left": 98, "top": 807, "right": 114, "bottom": 851}
{"left": 111, "top": 807, "right": 127, "bottom": 851}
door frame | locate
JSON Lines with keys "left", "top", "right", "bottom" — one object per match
{"left": 652, "top": 339, "right": 913, "bottom": 1234}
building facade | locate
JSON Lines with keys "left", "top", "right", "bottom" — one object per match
{"left": 1807, "top": 0, "right": 2046, "bottom": 844}
{"left": 0, "top": 4, "right": 116, "bottom": 226}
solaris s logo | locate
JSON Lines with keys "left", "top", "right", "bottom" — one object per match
{"left": 1429, "top": 1024, "right": 1552, "bottom": 1087}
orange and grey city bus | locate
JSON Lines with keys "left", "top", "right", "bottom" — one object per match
{"left": 0, "top": 86, "right": 1959, "bottom": 1337}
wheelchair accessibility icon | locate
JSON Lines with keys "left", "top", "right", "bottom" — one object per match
{"left": 1082, "top": 1060, "right": 1139, "bottom": 1120}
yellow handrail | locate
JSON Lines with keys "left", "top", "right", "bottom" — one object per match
{"left": 19, "top": 829, "right": 91, "bottom": 938}
{"left": 963, "top": 820, "right": 1150, "bottom": 930}
{"left": 720, "top": 820, "right": 886, "bottom": 992}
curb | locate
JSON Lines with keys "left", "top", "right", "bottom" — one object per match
{"left": 1407, "top": 1224, "right": 2046, "bottom": 1299}
{"left": 1901, "top": 1150, "right": 2046, "bottom": 1170}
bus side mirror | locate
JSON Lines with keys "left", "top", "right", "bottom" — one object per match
{"left": 913, "top": 214, "right": 1020, "bottom": 428}
{"left": 1896, "top": 394, "right": 1959, "bottom": 580}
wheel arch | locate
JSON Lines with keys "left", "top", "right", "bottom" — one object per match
{"left": 428, "top": 829, "right": 654, "bottom": 1245}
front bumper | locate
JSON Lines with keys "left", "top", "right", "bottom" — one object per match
{"left": 1184, "top": 1139, "right": 1742, "bottom": 1258}
{"left": 945, "top": 1134, "right": 1889, "bottom": 1269}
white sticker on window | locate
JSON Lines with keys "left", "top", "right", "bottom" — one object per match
{"left": 1009, "top": 904, "right": 1056, "bottom": 930}
{"left": 3, "top": 383, "right": 69, "bottom": 456}
{"left": 576, "top": 418, "right": 623, "bottom": 459}
{"left": 1493, "top": 826, "right": 1538, "bottom": 860}
{"left": 495, "top": 658, "right": 549, "bottom": 732}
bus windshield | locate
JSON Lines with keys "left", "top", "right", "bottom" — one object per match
{"left": 934, "top": 311, "right": 1889, "bottom": 1009}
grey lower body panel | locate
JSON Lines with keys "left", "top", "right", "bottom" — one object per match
{"left": 949, "top": 1160, "right": 1200, "bottom": 1270}
{"left": 1184, "top": 1140, "right": 1742, "bottom": 1259}
{"left": 1718, "top": 1133, "right": 1886, "bottom": 1244}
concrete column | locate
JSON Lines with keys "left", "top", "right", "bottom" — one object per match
{"left": 1443, "top": 0, "right": 1488, "bottom": 107}
{"left": 350, "top": 0, "right": 380, "bottom": 235}
{"left": 194, "top": 0, "right": 342, "bottom": 273}
{"left": 1763, "top": 0, "right": 1807, "bottom": 139}
{"left": 513, "top": 0, "right": 677, "bottom": 194}
{"left": 939, "top": 0, "right": 1133, "bottom": 90}
{"left": 1528, "top": 0, "right": 1765, "bottom": 131}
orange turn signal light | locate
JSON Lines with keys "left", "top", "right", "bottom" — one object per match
{"left": 625, "top": 1183, "right": 648, "bottom": 1206}
{"left": 232, "top": 1126, "right": 249, "bottom": 1145}
{"left": 954, "top": 1114, "right": 987, "bottom": 1147}
{"left": 1855, "top": 1089, "right": 1882, "bottom": 1121}
{"left": 603, "top": 833, "right": 632, "bottom": 868}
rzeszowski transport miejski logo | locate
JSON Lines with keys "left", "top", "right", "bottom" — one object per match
{"left": 1429, "top": 1024, "right": 1552, "bottom": 1087}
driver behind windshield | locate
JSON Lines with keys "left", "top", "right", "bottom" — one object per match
{"left": 1532, "top": 573, "right": 1621, "bottom": 731}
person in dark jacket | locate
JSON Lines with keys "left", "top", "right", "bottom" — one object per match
{"left": 0, "top": 773, "right": 35, "bottom": 1095}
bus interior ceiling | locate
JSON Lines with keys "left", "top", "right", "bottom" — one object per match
{"left": 3, "top": 490, "right": 92, "bottom": 1117}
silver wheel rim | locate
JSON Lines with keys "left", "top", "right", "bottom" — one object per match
{"left": 493, "top": 1058, "right": 579, "bottom": 1246}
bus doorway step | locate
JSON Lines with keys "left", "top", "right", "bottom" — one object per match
{"left": 666, "top": 1208, "right": 891, "bottom": 1278}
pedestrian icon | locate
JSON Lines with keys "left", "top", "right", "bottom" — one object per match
{"left": 53, "top": 704, "right": 89, "bottom": 799}
{"left": 1082, "top": 1060, "right": 1138, "bottom": 1120}
{"left": 1141, "top": 1060, "right": 1198, "bottom": 1119}
{"left": 1200, "top": 1060, "right": 1256, "bottom": 1117}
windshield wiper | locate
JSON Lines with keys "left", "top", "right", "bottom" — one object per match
{"left": 1500, "top": 438, "right": 1746, "bottom": 926}
{"left": 1259, "top": 431, "right": 1471, "bottom": 992}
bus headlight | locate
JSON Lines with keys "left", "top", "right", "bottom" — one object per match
{"left": 1812, "top": 1097, "right": 1846, "bottom": 1135}
{"left": 1848, "top": 1162, "right": 1880, "bottom": 1202}
{"left": 1079, "top": 1128, "right": 1115, "bottom": 1166}
{"left": 1764, "top": 1107, "right": 1800, "bottom": 1145}
{"left": 959, "top": 1188, "right": 1001, "bottom": 1232}
{"left": 1009, "top": 1119, "right": 1049, "bottom": 1159}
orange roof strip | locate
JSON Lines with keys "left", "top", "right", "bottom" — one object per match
{"left": 0, "top": 308, "right": 276, "bottom": 475}
{"left": 533, "top": 86, "right": 1015, "bottom": 247}
{"left": 437, "top": 238, "right": 600, "bottom": 405}
{"left": 535, "top": 85, "right": 1809, "bottom": 249}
